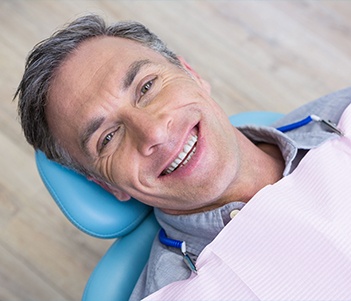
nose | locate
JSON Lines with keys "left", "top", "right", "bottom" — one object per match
{"left": 126, "top": 109, "right": 172, "bottom": 156}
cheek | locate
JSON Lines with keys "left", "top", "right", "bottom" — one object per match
{"left": 97, "top": 148, "right": 140, "bottom": 190}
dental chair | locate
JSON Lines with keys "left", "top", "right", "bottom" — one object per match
{"left": 35, "top": 112, "right": 283, "bottom": 301}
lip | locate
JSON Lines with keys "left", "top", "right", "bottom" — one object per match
{"left": 159, "top": 122, "right": 202, "bottom": 178}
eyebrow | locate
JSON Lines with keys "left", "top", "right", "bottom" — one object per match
{"left": 123, "top": 59, "right": 152, "bottom": 90}
{"left": 79, "top": 59, "right": 152, "bottom": 157}
{"left": 80, "top": 116, "right": 105, "bottom": 156}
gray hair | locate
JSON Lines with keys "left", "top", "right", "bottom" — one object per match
{"left": 15, "top": 14, "right": 180, "bottom": 176}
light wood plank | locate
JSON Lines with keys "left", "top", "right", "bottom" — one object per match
{"left": 1, "top": 1, "right": 351, "bottom": 299}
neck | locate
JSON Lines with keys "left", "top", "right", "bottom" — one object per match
{"left": 225, "top": 140, "right": 285, "bottom": 205}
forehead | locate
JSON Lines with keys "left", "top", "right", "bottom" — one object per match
{"left": 52, "top": 36, "right": 164, "bottom": 95}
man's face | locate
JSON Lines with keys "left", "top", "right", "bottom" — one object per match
{"left": 47, "top": 36, "right": 243, "bottom": 213}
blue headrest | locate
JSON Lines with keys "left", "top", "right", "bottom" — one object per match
{"left": 36, "top": 151, "right": 152, "bottom": 239}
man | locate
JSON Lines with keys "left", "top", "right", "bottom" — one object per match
{"left": 16, "top": 15, "right": 351, "bottom": 300}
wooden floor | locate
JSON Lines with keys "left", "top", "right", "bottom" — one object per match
{"left": 1, "top": 0, "right": 351, "bottom": 300}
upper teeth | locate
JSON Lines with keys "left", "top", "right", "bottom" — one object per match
{"left": 163, "top": 134, "right": 198, "bottom": 175}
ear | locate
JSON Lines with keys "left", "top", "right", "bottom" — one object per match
{"left": 88, "top": 176, "right": 131, "bottom": 201}
{"left": 177, "top": 56, "right": 211, "bottom": 94}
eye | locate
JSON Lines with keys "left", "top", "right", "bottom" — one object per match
{"left": 102, "top": 132, "right": 115, "bottom": 147}
{"left": 140, "top": 79, "right": 154, "bottom": 96}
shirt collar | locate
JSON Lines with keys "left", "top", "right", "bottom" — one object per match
{"left": 155, "top": 202, "right": 246, "bottom": 255}
{"left": 155, "top": 124, "right": 297, "bottom": 256}
{"left": 238, "top": 125, "right": 298, "bottom": 176}
{"left": 154, "top": 115, "right": 339, "bottom": 259}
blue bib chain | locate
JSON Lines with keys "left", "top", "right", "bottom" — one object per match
{"left": 159, "top": 228, "right": 198, "bottom": 274}
{"left": 276, "top": 114, "right": 343, "bottom": 136}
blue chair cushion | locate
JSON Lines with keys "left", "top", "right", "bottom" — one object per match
{"left": 35, "top": 151, "right": 152, "bottom": 239}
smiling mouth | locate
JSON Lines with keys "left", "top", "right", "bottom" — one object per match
{"left": 161, "top": 133, "right": 198, "bottom": 175}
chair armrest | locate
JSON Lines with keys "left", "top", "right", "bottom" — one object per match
{"left": 82, "top": 213, "right": 160, "bottom": 301}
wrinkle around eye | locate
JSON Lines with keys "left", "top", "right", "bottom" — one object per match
{"left": 96, "top": 153, "right": 115, "bottom": 185}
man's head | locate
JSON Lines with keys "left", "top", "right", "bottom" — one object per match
{"left": 17, "top": 15, "right": 264, "bottom": 213}
{"left": 16, "top": 14, "right": 180, "bottom": 175}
